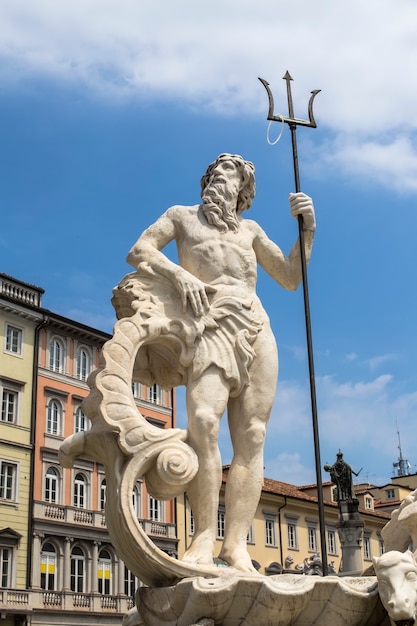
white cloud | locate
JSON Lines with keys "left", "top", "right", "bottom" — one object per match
{"left": 2, "top": 0, "right": 417, "bottom": 189}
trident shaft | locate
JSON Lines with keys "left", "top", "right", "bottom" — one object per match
{"left": 259, "top": 72, "right": 328, "bottom": 575}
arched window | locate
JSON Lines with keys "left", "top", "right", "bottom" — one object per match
{"left": 70, "top": 546, "right": 85, "bottom": 593}
{"left": 132, "top": 483, "right": 141, "bottom": 518}
{"left": 49, "top": 338, "right": 64, "bottom": 372}
{"left": 46, "top": 399, "right": 62, "bottom": 435}
{"left": 45, "top": 467, "right": 60, "bottom": 503}
{"left": 100, "top": 478, "right": 106, "bottom": 511}
{"left": 74, "top": 407, "right": 89, "bottom": 433}
{"left": 98, "top": 548, "right": 112, "bottom": 595}
{"left": 73, "top": 473, "right": 87, "bottom": 508}
{"left": 76, "top": 348, "right": 91, "bottom": 381}
{"left": 40, "top": 542, "right": 57, "bottom": 590}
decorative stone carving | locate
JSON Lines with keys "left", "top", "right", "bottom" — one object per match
{"left": 373, "top": 550, "right": 417, "bottom": 626}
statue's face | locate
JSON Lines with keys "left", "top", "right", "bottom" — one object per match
{"left": 209, "top": 160, "right": 243, "bottom": 202}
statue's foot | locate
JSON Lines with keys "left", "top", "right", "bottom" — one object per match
{"left": 219, "top": 545, "right": 260, "bottom": 575}
{"left": 182, "top": 533, "right": 215, "bottom": 566}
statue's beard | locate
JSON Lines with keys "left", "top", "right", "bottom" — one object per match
{"left": 201, "top": 180, "right": 240, "bottom": 232}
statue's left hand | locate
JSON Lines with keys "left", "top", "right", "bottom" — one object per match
{"left": 289, "top": 192, "right": 316, "bottom": 232}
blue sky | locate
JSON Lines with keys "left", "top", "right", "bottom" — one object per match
{"left": 1, "top": 0, "right": 417, "bottom": 486}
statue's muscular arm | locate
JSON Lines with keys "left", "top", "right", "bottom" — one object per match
{"left": 126, "top": 206, "right": 212, "bottom": 316}
{"left": 249, "top": 191, "right": 315, "bottom": 291}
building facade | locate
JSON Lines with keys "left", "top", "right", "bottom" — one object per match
{"left": 0, "top": 274, "right": 177, "bottom": 625}
{"left": 177, "top": 470, "right": 391, "bottom": 575}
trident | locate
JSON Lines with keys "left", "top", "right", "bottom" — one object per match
{"left": 259, "top": 72, "right": 328, "bottom": 575}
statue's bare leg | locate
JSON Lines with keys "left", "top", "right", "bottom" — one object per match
{"left": 183, "top": 367, "right": 230, "bottom": 566}
{"left": 219, "top": 332, "right": 278, "bottom": 573}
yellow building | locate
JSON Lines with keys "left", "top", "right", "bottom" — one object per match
{"left": 0, "top": 274, "right": 44, "bottom": 624}
{"left": 177, "top": 468, "right": 391, "bottom": 575}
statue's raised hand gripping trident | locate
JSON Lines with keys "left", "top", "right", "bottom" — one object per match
{"left": 124, "top": 152, "right": 315, "bottom": 573}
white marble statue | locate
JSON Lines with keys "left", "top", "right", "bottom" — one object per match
{"left": 373, "top": 550, "right": 417, "bottom": 626}
{"left": 124, "top": 153, "right": 315, "bottom": 572}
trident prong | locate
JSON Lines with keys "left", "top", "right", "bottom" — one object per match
{"left": 258, "top": 72, "right": 321, "bottom": 128}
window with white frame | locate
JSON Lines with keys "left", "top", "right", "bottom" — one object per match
{"left": 49, "top": 338, "right": 64, "bottom": 373}
{"left": 247, "top": 522, "right": 255, "bottom": 544}
{"left": 40, "top": 542, "right": 57, "bottom": 591}
{"left": 217, "top": 506, "right": 226, "bottom": 539}
{"left": 287, "top": 522, "right": 298, "bottom": 550}
{"left": 74, "top": 406, "right": 89, "bottom": 433}
{"left": 365, "top": 496, "right": 373, "bottom": 510}
{"left": 132, "top": 483, "right": 141, "bottom": 518}
{"left": 386, "top": 488, "right": 395, "bottom": 500}
{"left": 327, "top": 528, "right": 338, "bottom": 555}
{"left": 124, "top": 566, "right": 140, "bottom": 599}
{"left": 98, "top": 548, "right": 112, "bottom": 595}
{"left": 76, "top": 347, "right": 91, "bottom": 381}
{"left": 363, "top": 534, "right": 372, "bottom": 560}
{"left": 73, "top": 473, "right": 88, "bottom": 508}
{"left": 308, "top": 526, "right": 318, "bottom": 552}
{"left": 46, "top": 399, "right": 62, "bottom": 435}
{"left": 147, "top": 384, "right": 160, "bottom": 404}
{"left": 0, "top": 461, "right": 17, "bottom": 501}
{"left": 5, "top": 324, "right": 23, "bottom": 356}
{"left": 1, "top": 386, "right": 18, "bottom": 424}
{"left": 148, "top": 496, "right": 164, "bottom": 522}
{"left": 132, "top": 382, "right": 142, "bottom": 399}
{"left": 264, "top": 515, "right": 277, "bottom": 546}
{"left": 0, "top": 547, "right": 12, "bottom": 587}
{"left": 45, "top": 467, "right": 60, "bottom": 504}
{"left": 70, "top": 546, "right": 86, "bottom": 593}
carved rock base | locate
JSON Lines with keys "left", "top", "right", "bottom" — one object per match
{"left": 136, "top": 573, "right": 390, "bottom": 626}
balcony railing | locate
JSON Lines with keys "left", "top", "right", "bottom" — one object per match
{"left": 0, "top": 589, "right": 132, "bottom": 614}
{"left": 34, "top": 501, "right": 177, "bottom": 537}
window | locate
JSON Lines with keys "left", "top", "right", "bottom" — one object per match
{"left": 217, "top": 506, "right": 225, "bottom": 539}
{"left": 379, "top": 537, "right": 385, "bottom": 555}
{"left": 0, "top": 547, "right": 11, "bottom": 587}
{"left": 147, "top": 384, "right": 160, "bottom": 404}
{"left": 98, "top": 549, "right": 112, "bottom": 595}
{"left": 71, "top": 546, "right": 85, "bottom": 593}
{"left": 287, "top": 523, "right": 298, "bottom": 550}
{"left": 47, "top": 399, "right": 62, "bottom": 436}
{"left": 100, "top": 478, "right": 107, "bottom": 511}
{"left": 189, "top": 507, "right": 195, "bottom": 536}
{"left": 247, "top": 523, "right": 255, "bottom": 544}
{"left": 45, "top": 467, "right": 60, "bottom": 504}
{"left": 124, "top": 566, "right": 139, "bottom": 599}
{"left": 0, "top": 461, "right": 17, "bottom": 501}
{"left": 364, "top": 534, "right": 372, "bottom": 560}
{"left": 132, "top": 382, "right": 142, "bottom": 399}
{"left": 149, "top": 496, "right": 164, "bottom": 522}
{"left": 49, "top": 338, "right": 64, "bottom": 372}
{"left": 1, "top": 388, "right": 18, "bottom": 423}
{"left": 76, "top": 348, "right": 90, "bottom": 381}
{"left": 327, "top": 529, "right": 338, "bottom": 555}
{"left": 74, "top": 407, "right": 89, "bottom": 433}
{"left": 40, "top": 542, "right": 57, "bottom": 591}
{"left": 264, "top": 516, "right": 277, "bottom": 546}
{"left": 132, "top": 484, "right": 141, "bottom": 518}
{"left": 5, "top": 324, "right": 22, "bottom": 355}
{"left": 73, "top": 473, "right": 87, "bottom": 508}
{"left": 365, "top": 496, "right": 373, "bottom": 510}
{"left": 386, "top": 489, "right": 395, "bottom": 500}
{"left": 308, "top": 526, "right": 318, "bottom": 552}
